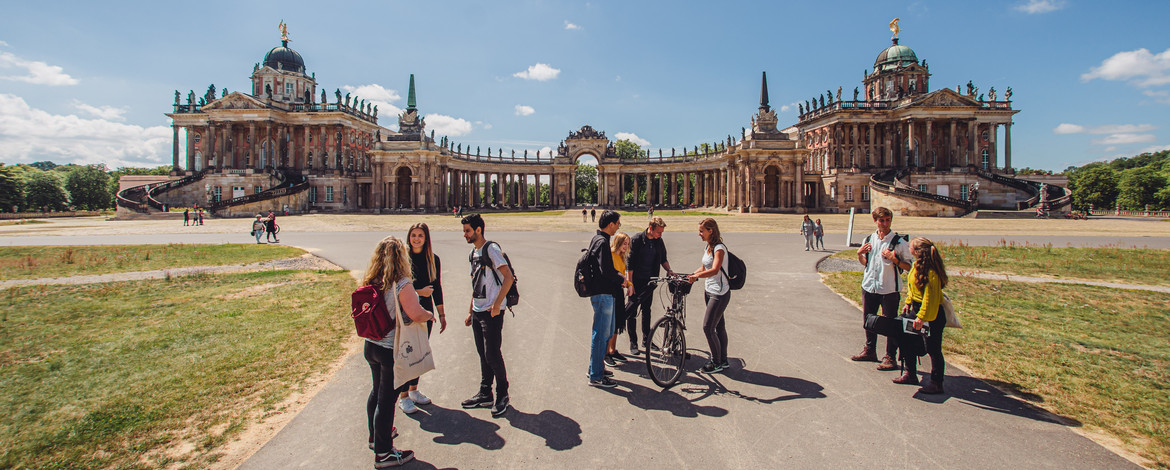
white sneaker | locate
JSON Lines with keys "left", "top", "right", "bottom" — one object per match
{"left": 408, "top": 390, "right": 431, "bottom": 405}
{"left": 397, "top": 397, "right": 418, "bottom": 414}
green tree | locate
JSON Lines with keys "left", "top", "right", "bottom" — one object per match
{"left": 1116, "top": 166, "right": 1166, "bottom": 210}
{"left": 0, "top": 165, "right": 24, "bottom": 212}
{"left": 29, "top": 161, "right": 57, "bottom": 171}
{"left": 614, "top": 139, "right": 645, "bottom": 160}
{"left": 575, "top": 164, "right": 597, "bottom": 204}
{"left": 65, "top": 164, "right": 113, "bottom": 210}
{"left": 23, "top": 170, "right": 70, "bottom": 211}
{"left": 1069, "top": 166, "right": 1119, "bottom": 211}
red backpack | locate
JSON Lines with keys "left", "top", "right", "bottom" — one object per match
{"left": 351, "top": 284, "right": 393, "bottom": 340}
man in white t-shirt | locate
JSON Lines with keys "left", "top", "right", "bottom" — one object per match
{"left": 459, "top": 214, "right": 514, "bottom": 417}
{"left": 851, "top": 207, "right": 913, "bottom": 371}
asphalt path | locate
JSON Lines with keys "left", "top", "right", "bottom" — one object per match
{"left": 3, "top": 229, "right": 1157, "bottom": 469}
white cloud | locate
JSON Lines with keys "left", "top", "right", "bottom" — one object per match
{"left": 540, "top": 146, "right": 556, "bottom": 157}
{"left": 1143, "top": 89, "right": 1170, "bottom": 104}
{"left": 0, "top": 93, "right": 173, "bottom": 168}
{"left": 513, "top": 63, "right": 561, "bottom": 81}
{"left": 341, "top": 83, "right": 402, "bottom": 117}
{"left": 0, "top": 47, "right": 79, "bottom": 86}
{"left": 614, "top": 132, "right": 649, "bottom": 146}
{"left": 564, "top": 20, "right": 582, "bottom": 30}
{"left": 1053, "top": 123, "right": 1085, "bottom": 134}
{"left": 72, "top": 100, "right": 127, "bottom": 121}
{"left": 1081, "top": 48, "right": 1170, "bottom": 87}
{"left": 1090, "top": 134, "right": 1156, "bottom": 145}
{"left": 424, "top": 114, "right": 472, "bottom": 137}
{"left": 1104, "top": 146, "right": 1117, "bottom": 152}
{"left": 1014, "top": 0, "right": 1065, "bottom": 14}
{"left": 514, "top": 105, "right": 535, "bottom": 116}
{"left": 779, "top": 101, "right": 800, "bottom": 113}
{"left": 1139, "top": 143, "right": 1170, "bottom": 154}
{"left": 1054, "top": 123, "right": 1156, "bottom": 134}
{"left": 615, "top": 75, "right": 621, "bottom": 82}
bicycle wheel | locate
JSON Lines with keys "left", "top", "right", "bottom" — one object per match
{"left": 274, "top": 223, "right": 280, "bottom": 234}
{"left": 645, "top": 316, "right": 686, "bottom": 388}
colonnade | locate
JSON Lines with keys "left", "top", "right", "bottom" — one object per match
{"left": 175, "top": 122, "right": 375, "bottom": 175}
{"left": 804, "top": 119, "right": 1011, "bottom": 173}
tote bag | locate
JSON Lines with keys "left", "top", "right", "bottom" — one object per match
{"left": 391, "top": 283, "right": 436, "bottom": 389}
{"left": 942, "top": 293, "right": 962, "bottom": 329}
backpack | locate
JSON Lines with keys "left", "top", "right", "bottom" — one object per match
{"left": 351, "top": 284, "right": 393, "bottom": 340}
{"left": 473, "top": 241, "right": 520, "bottom": 312}
{"left": 718, "top": 245, "right": 747, "bottom": 290}
{"left": 574, "top": 247, "right": 597, "bottom": 297}
{"left": 864, "top": 232, "right": 909, "bottom": 291}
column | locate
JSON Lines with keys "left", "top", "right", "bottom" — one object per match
{"left": 949, "top": 120, "right": 957, "bottom": 169}
{"left": 926, "top": 120, "right": 934, "bottom": 167}
{"left": 883, "top": 124, "right": 892, "bottom": 168}
{"left": 171, "top": 124, "right": 180, "bottom": 170}
{"left": 185, "top": 127, "right": 195, "bottom": 171}
{"left": 683, "top": 172, "right": 690, "bottom": 205}
{"left": 632, "top": 173, "right": 640, "bottom": 206}
{"left": 967, "top": 121, "right": 976, "bottom": 167}
{"left": 906, "top": 119, "right": 915, "bottom": 167}
{"left": 795, "top": 159, "right": 805, "bottom": 210}
{"left": 1004, "top": 122, "right": 1012, "bottom": 172}
{"left": 471, "top": 172, "right": 479, "bottom": 207}
{"left": 670, "top": 172, "right": 678, "bottom": 205}
{"left": 991, "top": 124, "right": 999, "bottom": 170}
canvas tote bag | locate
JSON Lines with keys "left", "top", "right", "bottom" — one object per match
{"left": 391, "top": 282, "right": 436, "bottom": 389}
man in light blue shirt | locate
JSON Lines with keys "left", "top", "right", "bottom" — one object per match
{"left": 851, "top": 207, "right": 913, "bottom": 371}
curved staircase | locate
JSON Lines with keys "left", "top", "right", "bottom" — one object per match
{"left": 870, "top": 169, "right": 976, "bottom": 215}
{"left": 208, "top": 168, "right": 309, "bottom": 214}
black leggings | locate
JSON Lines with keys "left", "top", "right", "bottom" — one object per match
{"left": 365, "top": 341, "right": 406, "bottom": 453}
{"left": 904, "top": 303, "right": 946, "bottom": 384}
{"left": 703, "top": 291, "right": 731, "bottom": 364}
{"left": 626, "top": 283, "right": 655, "bottom": 345}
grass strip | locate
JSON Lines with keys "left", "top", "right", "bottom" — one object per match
{"left": 0, "top": 269, "right": 353, "bottom": 469}
{"left": 0, "top": 244, "right": 305, "bottom": 281}
{"left": 830, "top": 244, "right": 1170, "bottom": 287}
{"left": 822, "top": 271, "right": 1170, "bottom": 469}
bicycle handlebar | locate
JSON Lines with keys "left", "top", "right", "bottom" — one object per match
{"left": 648, "top": 273, "right": 691, "bottom": 285}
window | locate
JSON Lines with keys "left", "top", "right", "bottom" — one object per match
{"left": 254, "top": 185, "right": 262, "bottom": 195}
{"left": 326, "top": 186, "right": 334, "bottom": 202}
{"left": 981, "top": 131, "right": 989, "bottom": 141}
{"left": 343, "top": 187, "right": 348, "bottom": 204}
{"left": 845, "top": 185, "right": 854, "bottom": 202}
{"left": 862, "top": 185, "right": 870, "bottom": 201}
{"left": 917, "top": 184, "right": 928, "bottom": 193}
{"left": 309, "top": 186, "right": 317, "bottom": 203}
{"left": 213, "top": 186, "right": 222, "bottom": 202}
{"left": 285, "top": 83, "right": 293, "bottom": 95}
{"left": 193, "top": 133, "right": 201, "bottom": 143}
{"left": 830, "top": 185, "right": 837, "bottom": 203}
{"left": 982, "top": 149, "right": 990, "bottom": 170}
{"left": 960, "top": 184, "right": 969, "bottom": 201}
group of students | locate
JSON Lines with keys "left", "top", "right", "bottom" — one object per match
{"left": 580, "top": 211, "right": 736, "bottom": 387}
{"left": 799, "top": 215, "right": 825, "bottom": 251}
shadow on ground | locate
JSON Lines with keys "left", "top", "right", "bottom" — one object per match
{"left": 912, "top": 375, "right": 1082, "bottom": 426}
{"left": 405, "top": 404, "right": 583, "bottom": 451}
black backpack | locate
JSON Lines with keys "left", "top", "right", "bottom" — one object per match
{"left": 718, "top": 245, "right": 747, "bottom": 290}
{"left": 473, "top": 241, "right": 520, "bottom": 312}
{"left": 574, "top": 247, "right": 598, "bottom": 297}
{"left": 864, "top": 232, "right": 909, "bottom": 291}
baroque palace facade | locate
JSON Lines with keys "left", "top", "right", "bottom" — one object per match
{"left": 116, "top": 24, "right": 1067, "bottom": 218}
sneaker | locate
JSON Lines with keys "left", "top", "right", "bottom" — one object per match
{"left": 603, "top": 354, "right": 617, "bottom": 367}
{"left": 610, "top": 351, "right": 628, "bottom": 362}
{"left": 408, "top": 390, "right": 431, "bottom": 405}
{"left": 397, "top": 397, "right": 418, "bottom": 414}
{"left": 629, "top": 343, "right": 640, "bottom": 356}
{"left": 369, "top": 428, "right": 400, "bottom": 450}
{"left": 374, "top": 449, "right": 415, "bottom": 468}
{"left": 719, "top": 361, "right": 731, "bottom": 372}
{"left": 876, "top": 355, "right": 899, "bottom": 371}
{"left": 589, "top": 377, "right": 617, "bottom": 388}
{"left": 460, "top": 391, "right": 493, "bottom": 409}
{"left": 604, "top": 369, "right": 614, "bottom": 377}
{"left": 645, "top": 342, "right": 660, "bottom": 352}
{"left": 700, "top": 361, "right": 721, "bottom": 373}
{"left": 490, "top": 395, "right": 509, "bottom": 417}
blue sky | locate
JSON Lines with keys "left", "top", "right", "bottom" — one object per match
{"left": 1, "top": 0, "right": 1168, "bottom": 171}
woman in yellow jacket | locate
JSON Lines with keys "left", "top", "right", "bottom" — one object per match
{"left": 606, "top": 232, "right": 634, "bottom": 365}
{"left": 893, "top": 237, "right": 949, "bottom": 394}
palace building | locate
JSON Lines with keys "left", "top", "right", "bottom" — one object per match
{"left": 117, "top": 23, "right": 1067, "bottom": 218}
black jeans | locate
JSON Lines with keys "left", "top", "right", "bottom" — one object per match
{"left": 703, "top": 291, "right": 731, "bottom": 364}
{"left": 626, "top": 282, "right": 656, "bottom": 346}
{"left": 471, "top": 309, "right": 508, "bottom": 396}
{"left": 862, "top": 290, "right": 900, "bottom": 358}
{"left": 403, "top": 320, "right": 434, "bottom": 389}
{"left": 904, "top": 303, "right": 946, "bottom": 384}
{"left": 365, "top": 341, "right": 406, "bottom": 453}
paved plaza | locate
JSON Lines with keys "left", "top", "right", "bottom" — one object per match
{"left": 4, "top": 219, "right": 1162, "bottom": 469}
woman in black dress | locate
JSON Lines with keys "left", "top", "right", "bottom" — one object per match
{"left": 397, "top": 223, "right": 447, "bottom": 414}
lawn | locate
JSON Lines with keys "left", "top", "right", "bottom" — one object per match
{"left": 831, "top": 243, "right": 1170, "bottom": 287}
{"left": 0, "top": 269, "right": 353, "bottom": 469}
{"left": 0, "top": 244, "right": 305, "bottom": 280}
{"left": 822, "top": 272, "right": 1170, "bottom": 469}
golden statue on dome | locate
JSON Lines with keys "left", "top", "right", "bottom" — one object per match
{"left": 889, "top": 18, "right": 900, "bottom": 39}
{"left": 279, "top": 20, "right": 290, "bottom": 42}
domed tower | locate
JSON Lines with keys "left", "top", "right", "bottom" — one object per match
{"left": 250, "top": 23, "right": 317, "bottom": 104}
{"left": 863, "top": 24, "right": 929, "bottom": 102}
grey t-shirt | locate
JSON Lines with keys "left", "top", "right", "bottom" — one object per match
{"left": 469, "top": 242, "right": 509, "bottom": 313}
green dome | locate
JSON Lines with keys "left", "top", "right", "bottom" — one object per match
{"left": 874, "top": 39, "right": 918, "bottom": 71}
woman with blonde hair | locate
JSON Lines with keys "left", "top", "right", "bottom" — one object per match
{"left": 397, "top": 223, "right": 447, "bottom": 414}
{"left": 894, "top": 237, "right": 950, "bottom": 395}
{"left": 605, "top": 231, "right": 634, "bottom": 366}
{"left": 360, "top": 236, "right": 435, "bottom": 467}
{"left": 688, "top": 218, "right": 732, "bottom": 374}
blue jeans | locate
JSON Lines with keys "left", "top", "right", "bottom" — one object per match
{"left": 588, "top": 294, "right": 615, "bottom": 380}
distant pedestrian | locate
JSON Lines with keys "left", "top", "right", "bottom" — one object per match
{"left": 851, "top": 206, "right": 913, "bottom": 371}
{"left": 398, "top": 223, "right": 447, "bottom": 415}
{"left": 584, "top": 210, "right": 624, "bottom": 388}
{"left": 252, "top": 214, "right": 266, "bottom": 244}
{"left": 359, "top": 236, "right": 435, "bottom": 467}
{"left": 590, "top": 207, "right": 596, "bottom": 222}
{"left": 265, "top": 211, "right": 279, "bottom": 243}
{"left": 800, "top": 215, "right": 816, "bottom": 251}
{"left": 814, "top": 219, "right": 825, "bottom": 250}
{"left": 582, "top": 208, "right": 588, "bottom": 222}
{"left": 460, "top": 214, "right": 514, "bottom": 417}
{"left": 896, "top": 237, "right": 949, "bottom": 394}
{"left": 688, "top": 218, "right": 733, "bottom": 374}
{"left": 184, "top": 209, "right": 190, "bottom": 226}
{"left": 197, "top": 209, "right": 204, "bottom": 226}
{"left": 648, "top": 205, "right": 655, "bottom": 220}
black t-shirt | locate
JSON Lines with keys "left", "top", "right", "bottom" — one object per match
{"left": 628, "top": 229, "right": 668, "bottom": 282}
{"left": 409, "top": 250, "right": 443, "bottom": 312}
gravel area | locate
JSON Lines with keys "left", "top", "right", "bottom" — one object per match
{"left": 817, "top": 255, "right": 862, "bottom": 273}
{"left": 0, "top": 254, "right": 344, "bottom": 289}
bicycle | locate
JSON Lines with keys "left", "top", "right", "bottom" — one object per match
{"left": 644, "top": 273, "right": 693, "bottom": 388}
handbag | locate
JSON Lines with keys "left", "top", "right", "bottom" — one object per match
{"left": 863, "top": 313, "right": 901, "bottom": 338}
{"left": 942, "top": 293, "right": 962, "bottom": 329}
{"left": 391, "top": 282, "right": 435, "bottom": 389}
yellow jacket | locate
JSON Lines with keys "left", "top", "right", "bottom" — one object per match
{"left": 905, "top": 266, "right": 942, "bottom": 322}
{"left": 613, "top": 251, "right": 632, "bottom": 288}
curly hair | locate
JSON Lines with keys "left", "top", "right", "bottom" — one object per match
{"left": 910, "top": 237, "right": 948, "bottom": 290}
{"left": 360, "top": 236, "right": 412, "bottom": 290}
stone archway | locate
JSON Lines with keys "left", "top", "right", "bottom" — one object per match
{"left": 396, "top": 166, "right": 412, "bottom": 208}
{"left": 573, "top": 153, "right": 600, "bottom": 205}
{"left": 764, "top": 165, "right": 781, "bottom": 208}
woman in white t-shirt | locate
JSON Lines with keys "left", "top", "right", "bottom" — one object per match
{"left": 687, "top": 218, "right": 732, "bottom": 374}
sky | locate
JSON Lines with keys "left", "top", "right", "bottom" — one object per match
{"left": 1, "top": 0, "right": 1168, "bottom": 172}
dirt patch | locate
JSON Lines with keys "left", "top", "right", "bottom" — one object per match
{"left": 216, "top": 281, "right": 299, "bottom": 300}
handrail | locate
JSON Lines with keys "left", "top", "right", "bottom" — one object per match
{"left": 145, "top": 167, "right": 213, "bottom": 211}
{"left": 870, "top": 169, "right": 975, "bottom": 212}
{"left": 208, "top": 168, "right": 309, "bottom": 212}
{"left": 115, "top": 184, "right": 151, "bottom": 213}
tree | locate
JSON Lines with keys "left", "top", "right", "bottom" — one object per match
{"left": 0, "top": 165, "right": 23, "bottom": 212}
{"left": 107, "top": 165, "right": 171, "bottom": 207}
{"left": 1116, "top": 166, "right": 1166, "bottom": 210}
{"left": 575, "top": 164, "right": 597, "bottom": 204}
{"left": 1069, "top": 166, "right": 1119, "bottom": 210}
{"left": 614, "top": 139, "right": 645, "bottom": 160}
{"left": 23, "top": 170, "right": 69, "bottom": 211}
{"left": 29, "top": 161, "right": 57, "bottom": 171}
{"left": 65, "top": 164, "right": 113, "bottom": 210}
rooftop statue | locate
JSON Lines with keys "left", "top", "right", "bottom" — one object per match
{"left": 798, "top": 103, "right": 804, "bottom": 115}
{"left": 836, "top": 87, "right": 842, "bottom": 102}
{"left": 826, "top": 90, "right": 834, "bottom": 104}
{"left": 278, "top": 20, "right": 290, "bottom": 42}
{"left": 1005, "top": 87, "right": 1013, "bottom": 100}
{"left": 854, "top": 87, "right": 860, "bottom": 101}
{"left": 889, "top": 17, "right": 900, "bottom": 39}
{"left": 989, "top": 87, "right": 997, "bottom": 101}
{"left": 175, "top": 90, "right": 180, "bottom": 105}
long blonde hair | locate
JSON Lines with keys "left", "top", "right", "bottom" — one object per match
{"left": 361, "top": 236, "right": 412, "bottom": 289}
{"left": 409, "top": 223, "right": 436, "bottom": 282}
{"left": 611, "top": 231, "right": 630, "bottom": 263}
{"left": 910, "top": 237, "right": 948, "bottom": 290}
